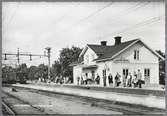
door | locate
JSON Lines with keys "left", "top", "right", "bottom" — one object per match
{"left": 144, "top": 68, "right": 150, "bottom": 84}
{"left": 91, "top": 70, "right": 95, "bottom": 80}
{"left": 122, "top": 68, "right": 128, "bottom": 85}
{"left": 102, "top": 70, "right": 106, "bottom": 86}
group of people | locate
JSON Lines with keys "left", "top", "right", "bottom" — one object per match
{"left": 77, "top": 73, "right": 100, "bottom": 85}
{"left": 77, "top": 69, "right": 144, "bottom": 88}
{"left": 109, "top": 69, "right": 144, "bottom": 88}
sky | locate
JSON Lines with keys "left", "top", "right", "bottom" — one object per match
{"left": 2, "top": 1, "right": 165, "bottom": 67}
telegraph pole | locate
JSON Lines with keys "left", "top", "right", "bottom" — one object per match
{"left": 17, "top": 48, "right": 20, "bottom": 66}
{"left": 45, "top": 47, "right": 51, "bottom": 81}
{"left": 3, "top": 49, "right": 47, "bottom": 67}
{"left": 2, "top": 48, "right": 51, "bottom": 81}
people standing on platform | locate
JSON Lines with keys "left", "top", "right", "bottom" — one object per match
{"left": 115, "top": 72, "right": 121, "bottom": 87}
{"left": 122, "top": 74, "right": 127, "bottom": 87}
{"left": 108, "top": 73, "right": 113, "bottom": 85}
{"left": 137, "top": 69, "right": 142, "bottom": 88}
{"left": 85, "top": 73, "right": 88, "bottom": 85}
{"left": 132, "top": 71, "right": 138, "bottom": 88}
{"left": 77, "top": 76, "right": 80, "bottom": 85}
{"left": 95, "top": 74, "right": 100, "bottom": 84}
{"left": 126, "top": 72, "right": 132, "bottom": 87}
{"left": 80, "top": 75, "right": 83, "bottom": 85}
{"left": 82, "top": 74, "right": 87, "bottom": 85}
{"left": 87, "top": 73, "right": 92, "bottom": 84}
{"left": 103, "top": 75, "right": 107, "bottom": 87}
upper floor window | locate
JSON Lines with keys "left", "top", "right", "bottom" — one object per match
{"left": 86, "top": 55, "right": 89, "bottom": 63}
{"left": 91, "top": 54, "right": 95, "bottom": 61}
{"left": 134, "top": 50, "right": 139, "bottom": 60}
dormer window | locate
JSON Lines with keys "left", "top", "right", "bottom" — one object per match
{"left": 134, "top": 50, "right": 139, "bottom": 60}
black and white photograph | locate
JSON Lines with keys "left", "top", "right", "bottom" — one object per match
{"left": 1, "top": 0, "right": 166, "bottom": 115}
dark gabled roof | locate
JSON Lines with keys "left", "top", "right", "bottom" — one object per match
{"left": 87, "top": 39, "right": 139, "bottom": 61}
{"left": 69, "top": 60, "right": 83, "bottom": 66}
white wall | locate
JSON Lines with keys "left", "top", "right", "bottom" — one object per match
{"left": 111, "top": 63, "right": 159, "bottom": 84}
{"left": 73, "top": 65, "right": 82, "bottom": 85}
{"left": 112, "top": 42, "right": 159, "bottom": 84}
{"left": 115, "top": 42, "right": 158, "bottom": 64}
{"left": 96, "top": 61, "right": 112, "bottom": 86}
{"left": 83, "top": 47, "right": 98, "bottom": 65}
{"left": 73, "top": 41, "right": 160, "bottom": 85}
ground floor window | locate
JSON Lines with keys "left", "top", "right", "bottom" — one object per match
{"left": 144, "top": 68, "right": 150, "bottom": 77}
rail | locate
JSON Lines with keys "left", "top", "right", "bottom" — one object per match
{"left": 2, "top": 101, "right": 15, "bottom": 115}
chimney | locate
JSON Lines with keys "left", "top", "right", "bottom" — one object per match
{"left": 114, "top": 36, "right": 122, "bottom": 45}
{"left": 101, "top": 41, "right": 107, "bottom": 46}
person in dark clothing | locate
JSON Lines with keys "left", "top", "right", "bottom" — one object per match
{"left": 77, "top": 76, "right": 80, "bottom": 85}
{"left": 95, "top": 74, "right": 100, "bottom": 84}
{"left": 108, "top": 73, "right": 113, "bottom": 85}
{"left": 132, "top": 71, "right": 138, "bottom": 88}
{"left": 137, "top": 69, "right": 143, "bottom": 88}
{"left": 115, "top": 72, "right": 121, "bottom": 87}
{"left": 103, "top": 76, "right": 106, "bottom": 86}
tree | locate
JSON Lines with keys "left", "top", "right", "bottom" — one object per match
{"left": 28, "top": 65, "right": 38, "bottom": 81}
{"left": 16, "top": 63, "right": 28, "bottom": 83}
{"left": 53, "top": 46, "right": 82, "bottom": 83}
{"left": 51, "top": 60, "right": 61, "bottom": 82}
{"left": 36, "top": 64, "right": 48, "bottom": 82}
{"left": 2, "top": 66, "right": 16, "bottom": 84}
{"left": 156, "top": 50, "right": 165, "bottom": 85}
{"left": 156, "top": 50, "right": 165, "bottom": 58}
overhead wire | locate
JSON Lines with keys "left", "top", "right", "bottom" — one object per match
{"left": 101, "top": 2, "right": 150, "bottom": 28}
{"left": 62, "top": 2, "right": 114, "bottom": 32}
{"left": 100, "top": 14, "right": 164, "bottom": 39}
{"left": 43, "top": 2, "right": 80, "bottom": 32}
{"left": 116, "top": 17, "right": 164, "bottom": 37}
{"left": 53, "top": 2, "right": 80, "bottom": 25}
{"left": 3, "top": 2, "right": 20, "bottom": 33}
{"left": 58, "top": 2, "right": 150, "bottom": 35}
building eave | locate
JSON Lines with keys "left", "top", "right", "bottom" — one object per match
{"left": 95, "top": 39, "right": 140, "bottom": 62}
{"left": 94, "top": 39, "right": 164, "bottom": 62}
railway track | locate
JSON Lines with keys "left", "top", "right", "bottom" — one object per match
{"left": 2, "top": 101, "right": 16, "bottom": 115}
{"left": 2, "top": 86, "right": 165, "bottom": 115}
{"left": 2, "top": 90, "right": 47, "bottom": 115}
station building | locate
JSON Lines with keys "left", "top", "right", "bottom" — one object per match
{"left": 71, "top": 36, "right": 164, "bottom": 87}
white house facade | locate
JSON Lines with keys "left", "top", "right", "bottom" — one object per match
{"left": 71, "top": 36, "right": 164, "bottom": 87}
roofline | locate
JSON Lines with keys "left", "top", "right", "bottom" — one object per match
{"left": 79, "top": 44, "right": 98, "bottom": 57}
{"left": 95, "top": 39, "right": 140, "bottom": 62}
{"left": 79, "top": 45, "right": 88, "bottom": 57}
{"left": 95, "top": 39, "right": 165, "bottom": 62}
{"left": 139, "top": 40, "right": 165, "bottom": 60}
{"left": 69, "top": 61, "right": 84, "bottom": 67}
{"left": 111, "top": 39, "right": 140, "bottom": 59}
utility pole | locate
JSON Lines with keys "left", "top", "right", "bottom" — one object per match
{"left": 2, "top": 49, "right": 47, "bottom": 67}
{"left": 17, "top": 48, "right": 20, "bottom": 66}
{"left": 45, "top": 47, "right": 51, "bottom": 81}
{"left": 2, "top": 48, "right": 51, "bottom": 82}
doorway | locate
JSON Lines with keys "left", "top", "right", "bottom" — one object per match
{"left": 102, "top": 69, "right": 106, "bottom": 86}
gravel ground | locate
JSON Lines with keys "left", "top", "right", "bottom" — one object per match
{"left": 2, "top": 87, "right": 122, "bottom": 114}
{"left": 2, "top": 86, "right": 165, "bottom": 115}
{"left": 11, "top": 83, "right": 165, "bottom": 109}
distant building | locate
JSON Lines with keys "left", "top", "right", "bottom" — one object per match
{"left": 70, "top": 36, "right": 164, "bottom": 86}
